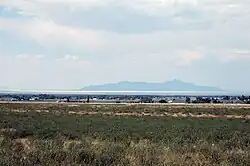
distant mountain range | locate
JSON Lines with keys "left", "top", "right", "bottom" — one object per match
{"left": 81, "top": 80, "right": 223, "bottom": 91}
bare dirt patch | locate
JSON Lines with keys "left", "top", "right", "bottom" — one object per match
{"left": 6, "top": 107, "right": 250, "bottom": 119}
{"left": 15, "top": 138, "right": 35, "bottom": 154}
{"left": 67, "top": 111, "right": 250, "bottom": 119}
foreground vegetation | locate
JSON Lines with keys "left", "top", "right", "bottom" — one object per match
{"left": 1, "top": 103, "right": 250, "bottom": 115}
{"left": 0, "top": 103, "right": 250, "bottom": 165}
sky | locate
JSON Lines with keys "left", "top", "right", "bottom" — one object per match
{"left": 0, "top": 0, "right": 250, "bottom": 91}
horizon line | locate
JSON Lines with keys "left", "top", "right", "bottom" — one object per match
{"left": 0, "top": 89, "right": 249, "bottom": 96}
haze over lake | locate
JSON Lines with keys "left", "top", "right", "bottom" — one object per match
{"left": 1, "top": 90, "right": 247, "bottom": 96}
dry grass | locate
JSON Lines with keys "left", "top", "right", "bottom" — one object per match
{"left": 0, "top": 103, "right": 250, "bottom": 165}
{"left": 0, "top": 136, "right": 249, "bottom": 166}
{"left": 3, "top": 102, "right": 250, "bottom": 119}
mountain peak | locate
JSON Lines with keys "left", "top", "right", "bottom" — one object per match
{"left": 168, "top": 79, "right": 183, "bottom": 83}
{"left": 118, "top": 81, "right": 132, "bottom": 84}
{"left": 174, "top": 79, "right": 182, "bottom": 82}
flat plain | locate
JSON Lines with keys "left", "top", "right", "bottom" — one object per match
{"left": 0, "top": 103, "right": 250, "bottom": 166}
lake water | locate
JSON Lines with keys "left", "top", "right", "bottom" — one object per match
{"left": 1, "top": 90, "right": 248, "bottom": 96}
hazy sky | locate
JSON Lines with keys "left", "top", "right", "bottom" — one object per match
{"left": 0, "top": 0, "right": 250, "bottom": 90}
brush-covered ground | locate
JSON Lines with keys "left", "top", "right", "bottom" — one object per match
{"left": 0, "top": 103, "right": 250, "bottom": 166}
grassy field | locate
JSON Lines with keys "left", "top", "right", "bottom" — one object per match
{"left": 0, "top": 103, "right": 250, "bottom": 165}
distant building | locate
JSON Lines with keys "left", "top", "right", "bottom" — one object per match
{"left": 232, "top": 100, "right": 245, "bottom": 104}
{"left": 169, "top": 99, "right": 186, "bottom": 104}
{"left": 29, "top": 97, "right": 39, "bottom": 101}
{"left": 132, "top": 99, "right": 141, "bottom": 103}
{"left": 57, "top": 98, "right": 69, "bottom": 102}
{"left": 0, "top": 97, "right": 18, "bottom": 101}
{"left": 190, "top": 97, "right": 197, "bottom": 102}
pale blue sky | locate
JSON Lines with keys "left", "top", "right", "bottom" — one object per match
{"left": 0, "top": 0, "right": 250, "bottom": 91}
